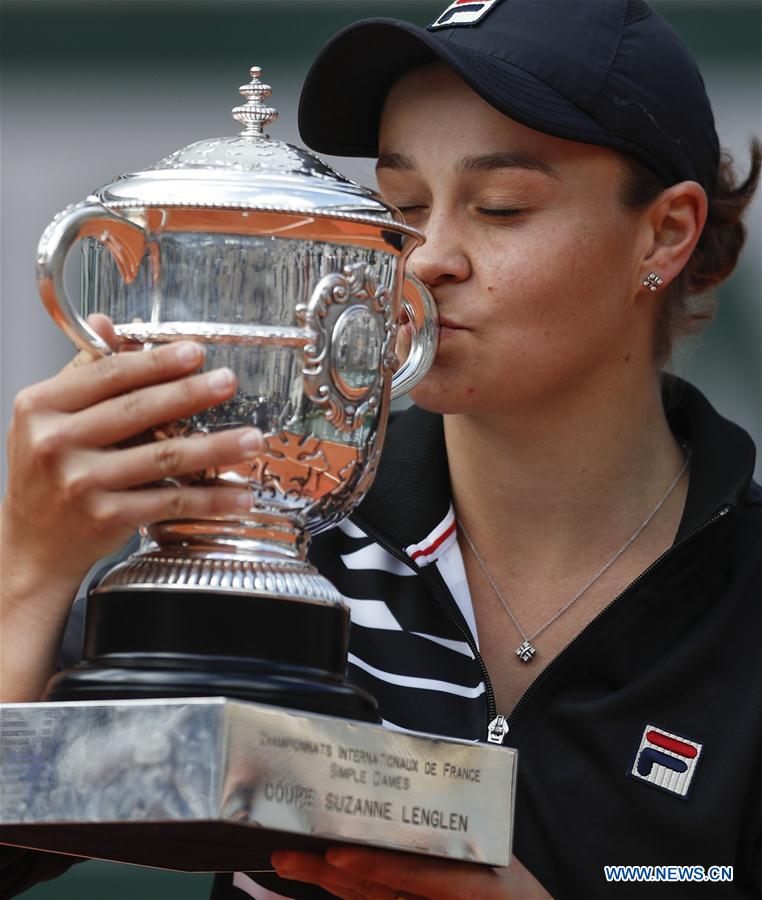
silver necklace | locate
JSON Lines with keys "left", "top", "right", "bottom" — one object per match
{"left": 457, "top": 452, "right": 691, "bottom": 663}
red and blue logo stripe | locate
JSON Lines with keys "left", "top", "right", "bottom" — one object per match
{"left": 630, "top": 724, "right": 703, "bottom": 798}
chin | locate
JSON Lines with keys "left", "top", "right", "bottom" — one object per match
{"left": 408, "top": 374, "right": 481, "bottom": 416}
{"left": 409, "top": 363, "right": 567, "bottom": 417}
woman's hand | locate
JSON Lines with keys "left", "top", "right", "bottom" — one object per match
{"left": 270, "top": 847, "right": 552, "bottom": 900}
{"left": 1, "top": 315, "right": 263, "bottom": 700}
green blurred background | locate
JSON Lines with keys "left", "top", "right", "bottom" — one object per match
{"left": 0, "top": 1, "right": 760, "bottom": 897}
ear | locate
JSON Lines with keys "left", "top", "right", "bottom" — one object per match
{"left": 639, "top": 181, "right": 708, "bottom": 292}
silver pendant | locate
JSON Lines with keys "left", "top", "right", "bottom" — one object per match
{"left": 515, "top": 640, "right": 536, "bottom": 663}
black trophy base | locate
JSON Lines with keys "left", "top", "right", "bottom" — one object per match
{"left": 46, "top": 661, "right": 379, "bottom": 721}
{"left": 45, "top": 587, "right": 379, "bottom": 723}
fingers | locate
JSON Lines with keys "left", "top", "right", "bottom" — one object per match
{"left": 64, "top": 314, "right": 123, "bottom": 370}
{"left": 324, "top": 847, "right": 503, "bottom": 900}
{"left": 67, "top": 363, "right": 238, "bottom": 447}
{"left": 35, "top": 340, "right": 208, "bottom": 414}
{"left": 271, "top": 852, "right": 400, "bottom": 900}
{"left": 92, "top": 427, "right": 263, "bottom": 491}
{"left": 85, "top": 484, "right": 254, "bottom": 534}
{"left": 87, "top": 313, "right": 120, "bottom": 347}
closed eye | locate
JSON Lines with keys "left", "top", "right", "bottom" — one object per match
{"left": 477, "top": 207, "right": 524, "bottom": 217}
{"left": 394, "top": 205, "right": 428, "bottom": 225}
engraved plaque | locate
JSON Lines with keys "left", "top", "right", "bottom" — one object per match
{"left": 0, "top": 698, "right": 517, "bottom": 872}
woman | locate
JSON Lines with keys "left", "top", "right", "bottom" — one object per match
{"left": 2, "top": 0, "right": 760, "bottom": 897}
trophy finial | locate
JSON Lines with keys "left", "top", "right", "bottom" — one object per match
{"left": 232, "top": 65, "right": 278, "bottom": 137}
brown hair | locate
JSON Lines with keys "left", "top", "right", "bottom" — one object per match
{"left": 619, "top": 139, "right": 761, "bottom": 361}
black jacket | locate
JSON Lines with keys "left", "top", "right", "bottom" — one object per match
{"left": 3, "top": 380, "right": 761, "bottom": 899}
{"left": 304, "top": 379, "right": 762, "bottom": 898}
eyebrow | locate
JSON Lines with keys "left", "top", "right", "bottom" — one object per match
{"left": 376, "top": 150, "right": 560, "bottom": 180}
{"left": 376, "top": 152, "right": 416, "bottom": 171}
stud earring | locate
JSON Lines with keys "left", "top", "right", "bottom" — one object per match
{"left": 643, "top": 272, "right": 663, "bottom": 292}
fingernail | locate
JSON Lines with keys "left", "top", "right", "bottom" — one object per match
{"left": 174, "top": 341, "right": 203, "bottom": 363}
{"left": 208, "top": 367, "right": 236, "bottom": 393}
{"left": 239, "top": 429, "right": 263, "bottom": 456}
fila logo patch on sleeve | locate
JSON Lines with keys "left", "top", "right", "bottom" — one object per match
{"left": 429, "top": 0, "right": 504, "bottom": 30}
{"left": 629, "top": 724, "right": 703, "bottom": 798}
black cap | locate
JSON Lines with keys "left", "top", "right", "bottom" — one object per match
{"left": 299, "top": 0, "right": 719, "bottom": 192}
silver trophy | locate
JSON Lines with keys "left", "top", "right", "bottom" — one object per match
{"left": 33, "top": 66, "right": 440, "bottom": 717}
{"left": 0, "top": 68, "right": 516, "bottom": 871}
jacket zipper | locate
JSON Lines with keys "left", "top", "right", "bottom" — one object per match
{"left": 353, "top": 505, "right": 732, "bottom": 745}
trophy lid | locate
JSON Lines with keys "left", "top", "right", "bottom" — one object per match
{"left": 93, "top": 66, "right": 420, "bottom": 240}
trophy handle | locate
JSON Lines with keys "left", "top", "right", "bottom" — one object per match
{"left": 37, "top": 198, "right": 148, "bottom": 357}
{"left": 390, "top": 273, "right": 439, "bottom": 400}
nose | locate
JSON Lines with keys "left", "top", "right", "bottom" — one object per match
{"left": 407, "top": 211, "right": 471, "bottom": 288}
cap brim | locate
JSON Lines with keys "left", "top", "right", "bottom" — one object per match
{"left": 298, "top": 18, "right": 617, "bottom": 159}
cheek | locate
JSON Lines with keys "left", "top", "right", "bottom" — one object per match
{"left": 487, "top": 214, "right": 635, "bottom": 346}
{"left": 409, "top": 222, "right": 637, "bottom": 413}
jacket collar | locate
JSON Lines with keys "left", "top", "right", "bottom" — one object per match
{"left": 664, "top": 377, "right": 756, "bottom": 539}
{"left": 352, "top": 405, "right": 451, "bottom": 554}
{"left": 353, "top": 377, "right": 757, "bottom": 551}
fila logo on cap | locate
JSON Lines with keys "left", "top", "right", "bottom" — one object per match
{"left": 629, "top": 724, "right": 703, "bottom": 799}
{"left": 429, "top": 0, "right": 504, "bottom": 30}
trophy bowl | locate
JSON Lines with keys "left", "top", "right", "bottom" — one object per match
{"left": 35, "top": 67, "right": 438, "bottom": 720}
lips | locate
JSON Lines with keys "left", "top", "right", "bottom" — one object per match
{"left": 400, "top": 314, "right": 466, "bottom": 337}
{"left": 438, "top": 315, "right": 467, "bottom": 331}
{"left": 436, "top": 312, "right": 471, "bottom": 341}
{"left": 399, "top": 302, "right": 468, "bottom": 337}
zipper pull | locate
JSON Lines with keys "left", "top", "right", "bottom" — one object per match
{"left": 487, "top": 714, "right": 509, "bottom": 745}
